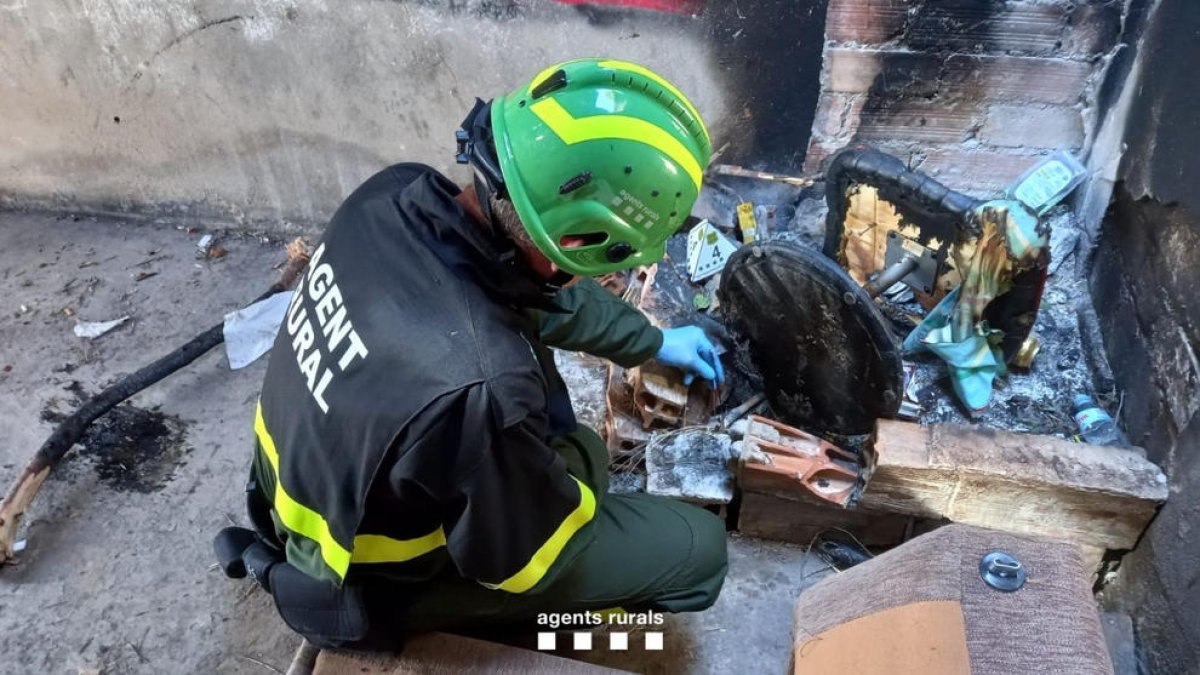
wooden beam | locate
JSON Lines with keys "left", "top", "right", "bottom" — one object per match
{"left": 862, "top": 420, "right": 1169, "bottom": 551}
{"left": 737, "top": 490, "right": 912, "bottom": 549}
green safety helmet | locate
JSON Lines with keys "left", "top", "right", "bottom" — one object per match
{"left": 484, "top": 58, "right": 712, "bottom": 276}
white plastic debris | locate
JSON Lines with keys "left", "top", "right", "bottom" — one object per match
{"left": 223, "top": 290, "right": 293, "bottom": 369}
{"left": 13, "top": 539, "right": 26, "bottom": 553}
{"left": 196, "top": 234, "right": 214, "bottom": 252}
{"left": 686, "top": 220, "right": 740, "bottom": 282}
{"left": 73, "top": 316, "right": 130, "bottom": 339}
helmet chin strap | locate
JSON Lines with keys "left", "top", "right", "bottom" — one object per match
{"left": 458, "top": 98, "right": 569, "bottom": 298}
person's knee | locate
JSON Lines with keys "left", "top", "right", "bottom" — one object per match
{"left": 655, "top": 502, "right": 727, "bottom": 612}
{"left": 685, "top": 507, "right": 729, "bottom": 608}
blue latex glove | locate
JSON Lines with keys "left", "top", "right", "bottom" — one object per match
{"left": 655, "top": 326, "right": 725, "bottom": 389}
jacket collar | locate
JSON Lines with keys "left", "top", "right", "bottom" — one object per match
{"left": 397, "top": 170, "right": 564, "bottom": 312}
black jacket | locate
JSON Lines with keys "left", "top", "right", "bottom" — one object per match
{"left": 253, "top": 164, "right": 662, "bottom": 591}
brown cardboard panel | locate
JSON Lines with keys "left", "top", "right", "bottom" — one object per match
{"left": 793, "top": 600, "right": 970, "bottom": 675}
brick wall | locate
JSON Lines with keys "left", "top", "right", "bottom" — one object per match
{"left": 804, "top": 0, "right": 1124, "bottom": 196}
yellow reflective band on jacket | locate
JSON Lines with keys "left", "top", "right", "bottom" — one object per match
{"left": 597, "top": 59, "right": 710, "bottom": 144}
{"left": 487, "top": 475, "right": 597, "bottom": 594}
{"left": 352, "top": 530, "right": 447, "bottom": 564}
{"left": 253, "top": 402, "right": 446, "bottom": 579}
{"left": 530, "top": 98, "right": 703, "bottom": 190}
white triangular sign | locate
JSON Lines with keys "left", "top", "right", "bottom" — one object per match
{"left": 686, "top": 221, "right": 740, "bottom": 282}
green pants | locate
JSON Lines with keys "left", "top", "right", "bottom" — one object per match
{"left": 364, "top": 426, "right": 729, "bottom": 634}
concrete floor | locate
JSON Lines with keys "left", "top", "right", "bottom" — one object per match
{"left": 0, "top": 212, "right": 828, "bottom": 674}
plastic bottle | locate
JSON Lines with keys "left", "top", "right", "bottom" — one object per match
{"left": 1072, "top": 394, "right": 1129, "bottom": 447}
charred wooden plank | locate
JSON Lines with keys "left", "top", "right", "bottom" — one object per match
{"left": 863, "top": 420, "right": 1169, "bottom": 551}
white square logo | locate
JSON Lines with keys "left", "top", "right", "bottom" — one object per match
{"left": 573, "top": 632, "right": 593, "bottom": 650}
{"left": 645, "top": 632, "right": 664, "bottom": 651}
{"left": 537, "top": 632, "right": 556, "bottom": 651}
{"left": 609, "top": 632, "right": 629, "bottom": 651}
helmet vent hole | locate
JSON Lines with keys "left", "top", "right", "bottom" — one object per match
{"left": 558, "top": 171, "right": 593, "bottom": 194}
{"left": 670, "top": 211, "right": 678, "bottom": 218}
{"left": 624, "top": 166, "right": 633, "bottom": 174}
{"left": 651, "top": 190, "right": 660, "bottom": 197}
{"left": 531, "top": 69, "right": 568, "bottom": 99}
{"left": 562, "top": 232, "right": 608, "bottom": 248}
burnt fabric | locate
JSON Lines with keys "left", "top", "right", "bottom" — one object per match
{"left": 791, "top": 524, "right": 1113, "bottom": 675}
{"left": 252, "top": 163, "right": 666, "bottom": 594}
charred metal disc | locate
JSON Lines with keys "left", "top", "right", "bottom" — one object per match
{"left": 718, "top": 241, "right": 903, "bottom": 436}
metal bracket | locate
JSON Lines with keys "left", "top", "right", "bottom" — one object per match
{"left": 884, "top": 231, "right": 941, "bottom": 295}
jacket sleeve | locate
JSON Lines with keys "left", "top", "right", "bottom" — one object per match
{"left": 536, "top": 277, "right": 664, "bottom": 368}
{"left": 402, "top": 385, "right": 598, "bottom": 594}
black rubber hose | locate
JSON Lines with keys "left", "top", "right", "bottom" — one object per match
{"left": 27, "top": 283, "right": 289, "bottom": 474}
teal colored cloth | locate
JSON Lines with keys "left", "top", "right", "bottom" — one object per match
{"left": 905, "top": 288, "right": 1005, "bottom": 413}
{"left": 903, "top": 287, "right": 960, "bottom": 356}
{"left": 921, "top": 323, "right": 1006, "bottom": 413}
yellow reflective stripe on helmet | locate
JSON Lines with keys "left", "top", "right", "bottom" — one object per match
{"left": 598, "top": 59, "right": 710, "bottom": 145}
{"left": 488, "top": 476, "right": 596, "bottom": 594}
{"left": 530, "top": 98, "right": 703, "bottom": 190}
{"left": 352, "top": 529, "right": 447, "bottom": 564}
{"left": 255, "top": 402, "right": 352, "bottom": 578}
{"left": 254, "top": 402, "right": 447, "bottom": 577}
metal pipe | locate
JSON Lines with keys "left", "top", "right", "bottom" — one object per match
{"left": 863, "top": 255, "right": 919, "bottom": 298}
{"left": 721, "top": 392, "right": 767, "bottom": 429}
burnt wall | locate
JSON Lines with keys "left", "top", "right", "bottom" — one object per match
{"left": 1091, "top": 0, "right": 1200, "bottom": 671}
{"left": 805, "top": 0, "right": 1124, "bottom": 196}
{"left": 704, "top": 0, "right": 829, "bottom": 171}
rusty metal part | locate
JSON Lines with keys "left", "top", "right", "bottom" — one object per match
{"left": 740, "top": 415, "right": 861, "bottom": 506}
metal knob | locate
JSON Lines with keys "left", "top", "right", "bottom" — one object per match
{"left": 980, "top": 551, "right": 1026, "bottom": 592}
